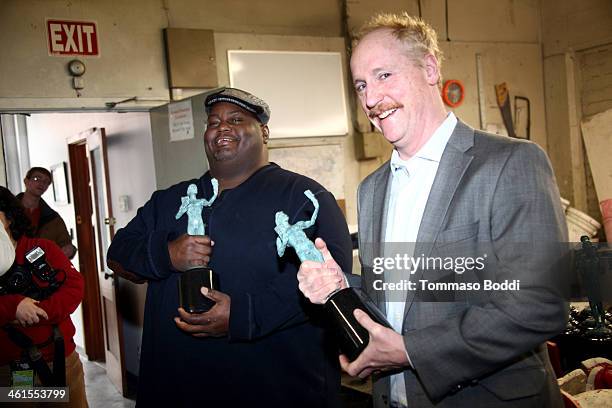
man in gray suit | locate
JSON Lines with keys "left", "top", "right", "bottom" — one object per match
{"left": 298, "top": 12, "right": 568, "bottom": 407}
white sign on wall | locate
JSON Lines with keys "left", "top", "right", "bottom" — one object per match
{"left": 228, "top": 50, "right": 349, "bottom": 139}
{"left": 168, "top": 100, "right": 195, "bottom": 142}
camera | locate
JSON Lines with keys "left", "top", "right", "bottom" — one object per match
{"left": 0, "top": 246, "right": 63, "bottom": 299}
{"left": 25, "top": 246, "right": 57, "bottom": 282}
{"left": 1, "top": 264, "right": 32, "bottom": 294}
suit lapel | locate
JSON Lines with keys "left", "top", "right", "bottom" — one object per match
{"left": 372, "top": 166, "right": 391, "bottom": 312}
{"left": 404, "top": 121, "right": 475, "bottom": 314}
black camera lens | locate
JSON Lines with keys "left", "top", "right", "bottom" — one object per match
{"left": 6, "top": 265, "right": 32, "bottom": 293}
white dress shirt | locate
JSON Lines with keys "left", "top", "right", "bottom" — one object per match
{"left": 384, "top": 112, "right": 457, "bottom": 407}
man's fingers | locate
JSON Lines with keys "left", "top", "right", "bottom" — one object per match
{"left": 314, "top": 238, "right": 335, "bottom": 263}
{"left": 174, "top": 317, "right": 209, "bottom": 333}
{"left": 299, "top": 265, "right": 341, "bottom": 281}
{"left": 353, "top": 309, "right": 378, "bottom": 333}
{"left": 339, "top": 354, "right": 351, "bottom": 372}
{"left": 302, "top": 271, "right": 342, "bottom": 288}
{"left": 358, "top": 367, "right": 374, "bottom": 379}
{"left": 299, "top": 275, "right": 339, "bottom": 293}
{"left": 189, "top": 256, "right": 210, "bottom": 267}
{"left": 201, "top": 287, "right": 226, "bottom": 304}
{"left": 189, "top": 235, "right": 213, "bottom": 245}
{"left": 187, "top": 246, "right": 212, "bottom": 259}
{"left": 310, "top": 282, "right": 342, "bottom": 303}
{"left": 36, "top": 308, "right": 49, "bottom": 320}
{"left": 177, "top": 307, "right": 194, "bottom": 322}
{"left": 179, "top": 234, "right": 213, "bottom": 246}
{"left": 298, "top": 260, "right": 321, "bottom": 273}
{"left": 177, "top": 307, "right": 210, "bottom": 325}
{"left": 201, "top": 287, "right": 215, "bottom": 300}
{"left": 340, "top": 353, "right": 367, "bottom": 378}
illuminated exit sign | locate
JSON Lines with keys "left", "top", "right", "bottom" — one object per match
{"left": 47, "top": 19, "right": 99, "bottom": 56}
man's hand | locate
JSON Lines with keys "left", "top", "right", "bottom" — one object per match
{"left": 297, "top": 238, "right": 347, "bottom": 304}
{"left": 340, "top": 309, "right": 410, "bottom": 378}
{"left": 174, "top": 287, "right": 230, "bottom": 337}
{"left": 61, "top": 243, "right": 77, "bottom": 260}
{"left": 168, "top": 234, "right": 213, "bottom": 271}
{"left": 15, "top": 297, "right": 48, "bottom": 327}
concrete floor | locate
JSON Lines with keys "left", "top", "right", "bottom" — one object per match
{"left": 81, "top": 354, "right": 135, "bottom": 408}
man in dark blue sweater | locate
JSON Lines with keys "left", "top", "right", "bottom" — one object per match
{"left": 107, "top": 88, "right": 352, "bottom": 407}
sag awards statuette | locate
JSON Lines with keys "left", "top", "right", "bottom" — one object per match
{"left": 275, "top": 190, "right": 391, "bottom": 361}
{"left": 176, "top": 179, "right": 219, "bottom": 313}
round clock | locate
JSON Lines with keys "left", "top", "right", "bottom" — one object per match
{"left": 68, "top": 59, "right": 86, "bottom": 76}
{"left": 442, "top": 79, "right": 464, "bottom": 108}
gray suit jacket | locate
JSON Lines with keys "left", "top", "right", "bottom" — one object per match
{"left": 357, "top": 120, "right": 567, "bottom": 407}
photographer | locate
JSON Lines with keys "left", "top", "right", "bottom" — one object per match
{"left": 18, "top": 167, "right": 77, "bottom": 260}
{"left": 0, "top": 186, "right": 87, "bottom": 407}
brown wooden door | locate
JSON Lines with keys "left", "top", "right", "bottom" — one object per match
{"left": 69, "top": 127, "right": 126, "bottom": 395}
{"left": 68, "top": 143, "right": 105, "bottom": 362}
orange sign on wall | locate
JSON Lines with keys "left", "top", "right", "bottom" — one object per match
{"left": 47, "top": 19, "right": 99, "bottom": 56}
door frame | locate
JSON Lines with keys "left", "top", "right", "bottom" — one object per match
{"left": 67, "top": 135, "right": 106, "bottom": 361}
{"left": 84, "top": 127, "right": 126, "bottom": 394}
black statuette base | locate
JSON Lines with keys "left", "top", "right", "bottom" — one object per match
{"left": 325, "top": 287, "right": 392, "bottom": 361}
{"left": 178, "top": 267, "right": 219, "bottom": 313}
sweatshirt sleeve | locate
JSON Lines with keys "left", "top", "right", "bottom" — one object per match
{"left": 36, "top": 239, "right": 84, "bottom": 324}
{"left": 107, "top": 190, "right": 176, "bottom": 281}
{"left": 0, "top": 294, "right": 26, "bottom": 325}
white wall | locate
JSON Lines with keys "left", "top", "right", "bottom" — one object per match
{"left": 26, "top": 111, "right": 155, "bottom": 375}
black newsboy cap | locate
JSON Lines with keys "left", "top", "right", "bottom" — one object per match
{"left": 205, "top": 87, "right": 271, "bottom": 124}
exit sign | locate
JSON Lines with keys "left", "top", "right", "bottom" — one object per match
{"left": 47, "top": 19, "right": 99, "bottom": 56}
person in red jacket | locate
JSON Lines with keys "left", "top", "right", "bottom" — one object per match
{"left": 0, "top": 186, "right": 87, "bottom": 407}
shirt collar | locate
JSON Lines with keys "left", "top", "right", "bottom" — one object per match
{"left": 389, "top": 112, "right": 457, "bottom": 174}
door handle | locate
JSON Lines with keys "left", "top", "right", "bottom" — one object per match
{"left": 104, "top": 272, "right": 114, "bottom": 280}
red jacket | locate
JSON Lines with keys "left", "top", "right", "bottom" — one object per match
{"left": 0, "top": 237, "right": 84, "bottom": 364}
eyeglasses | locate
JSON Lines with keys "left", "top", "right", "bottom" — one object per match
{"left": 29, "top": 176, "right": 52, "bottom": 185}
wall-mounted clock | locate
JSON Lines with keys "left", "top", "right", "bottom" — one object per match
{"left": 68, "top": 59, "right": 86, "bottom": 76}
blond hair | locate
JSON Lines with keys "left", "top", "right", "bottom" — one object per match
{"left": 352, "top": 12, "right": 443, "bottom": 72}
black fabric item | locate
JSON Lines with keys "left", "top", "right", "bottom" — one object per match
{"left": 3, "top": 324, "right": 65, "bottom": 387}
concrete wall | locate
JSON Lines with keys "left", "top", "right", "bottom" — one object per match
{"left": 1, "top": 0, "right": 554, "bottom": 221}
{"left": 0, "top": 0, "right": 169, "bottom": 110}
{"left": 541, "top": 0, "right": 612, "bottom": 220}
{"left": 348, "top": 0, "right": 548, "bottom": 187}
{"left": 0, "top": 0, "right": 342, "bottom": 110}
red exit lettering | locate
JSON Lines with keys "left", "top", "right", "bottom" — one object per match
{"left": 47, "top": 19, "right": 99, "bottom": 56}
